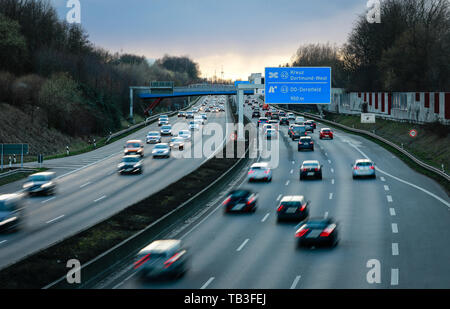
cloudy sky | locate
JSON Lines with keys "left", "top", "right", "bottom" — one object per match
{"left": 51, "top": 0, "right": 367, "bottom": 81}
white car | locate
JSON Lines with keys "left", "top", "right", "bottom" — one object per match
{"left": 152, "top": 143, "right": 171, "bottom": 158}
{"left": 189, "top": 121, "right": 199, "bottom": 131}
{"left": 178, "top": 130, "right": 191, "bottom": 141}
{"left": 295, "top": 116, "right": 305, "bottom": 125}
{"left": 287, "top": 113, "right": 296, "bottom": 121}
{"left": 160, "top": 125, "right": 172, "bottom": 136}
{"left": 194, "top": 116, "right": 205, "bottom": 125}
{"left": 352, "top": 159, "right": 376, "bottom": 179}
{"left": 248, "top": 162, "right": 272, "bottom": 182}
{"left": 169, "top": 137, "right": 185, "bottom": 150}
{"left": 146, "top": 131, "right": 161, "bottom": 144}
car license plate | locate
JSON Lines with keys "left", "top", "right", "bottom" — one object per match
{"left": 306, "top": 230, "right": 322, "bottom": 238}
{"left": 286, "top": 207, "right": 297, "bottom": 214}
{"left": 307, "top": 172, "right": 314, "bottom": 176}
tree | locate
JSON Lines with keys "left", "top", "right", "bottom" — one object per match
{"left": 0, "top": 13, "right": 27, "bottom": 73}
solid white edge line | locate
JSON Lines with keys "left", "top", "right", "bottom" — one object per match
{"left": 290, "top": 275, "right": 301, "bottom": 289}
{"left": 200, "top": 277, "right": 215, "bottom": 289}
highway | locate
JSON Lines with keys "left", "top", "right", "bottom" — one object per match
{"left": 98, "top": 96, "right": 450, "bottom": 289}
{"left": 0, "top": 96, "right": 231, "bottom": 270}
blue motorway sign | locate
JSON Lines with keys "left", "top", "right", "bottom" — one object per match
{"left": 234, "top": 80, "right": 251, "bottom": 87}
{"left": 265, "top": 67, "right": 331, "bottom": 104}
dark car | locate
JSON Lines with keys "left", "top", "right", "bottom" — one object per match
{"left": 279, "top": 111, "right": 286, "bottom": 117}
{"left": 295, "top": 218, "right": 339, "bottom": 248}
{"left": 257, "top": 117, "right": 269, "bottom": 127}
{"left": 277, "top": 195, "right": 309, "bottom": 222}
{"left": 300, "top": 160, "right": 322, "bottom": 180}
{"left": 305, "top": 120, "right": 316, "bottom": 129}
{"left": 252, "top": 110, "right": 261, "bottom": 118}
{"left": 0, "top": 193, "right": 25, "bottom": 232}
{"left": 298, "top": 136, "right": 314, "bottom": 151}
{"left": 22, "top": 172, "right": 57, "bottom": 196}
{"left": 265, "top": 111, "right": 271, "bottom": 118}
{"left": 270, "top": 112, "right": 280, "bottom": 120}
{"left": 118, "top": 155, "right": 143, "bottom": 174}
{"left": 279, "top": 117, "right": 289, "bottom": 126}
{"left": 289, "top": 125, "right": 307, "bottom": 140}
{"left": 222, "top": 189, "right": 258, "bottom": 213}
{"left": 304, "top": 120, "right": 315, "bottom": 132}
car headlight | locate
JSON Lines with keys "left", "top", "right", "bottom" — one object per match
{"left": 23, "top": 182, "right": 33, "bottom": 189}
{"left": 41, "top": 182, "right": 52, "bottom": 188}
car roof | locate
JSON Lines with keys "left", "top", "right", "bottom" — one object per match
{"left": 300, "top": 136, "right": 312, "bottom": 139}
{"left": 280, "top": 195, "right": 305, "bottom": 202}
{"left": 127, "top": 140, "right": 142, "bottom": 143}
{"left": 138, "top": 239, "right": 181, "bottom": 255}
{"left": 155, "top": 143, "right": 169, "bottom": 146}
{"left": 0, "top": 193, "right": 22, "bottom": 202}
{"left": 355, "top": 159, "right": 373, "bottom": 163}
{"left": 302, "top": 160, "right": 320, "bottom": 165}
{"left": 123, "top": 155, "right": 141, "bottom": 159}
{"left": 321, "top": 128, "right": 332, "bottom": 130}
{"left": 30, "top": 172, "right": 55, "bottom": 177}
{"left": 148, "top": 131, "right": 159, "bottom": 134}
{"left": 251, "top": 162, "right": 269, "bottom": 168}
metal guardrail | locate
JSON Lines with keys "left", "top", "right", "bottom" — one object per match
{"left": 276, "top": 106, "right": 450, "bottom": 182}
{"left": 106, "top": 97, "right": 201, "bottom": 143}
{"left": 0, "top": 168, "right": 38, "bottom": 179}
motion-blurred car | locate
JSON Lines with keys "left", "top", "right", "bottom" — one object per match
{"left": 178, "top": 111, "right": 186, "bottom": 118}
{"left": 305, "top": 120, "right": 316, "bottom": 130}
{"left": 279, "top": 117, "right": 289, "bottom": 125}
{"left": 118, "top": 155, "right": 143, "bottom": 174}
{"left": 222, "top": 189, "right": 258, "bottom": 213}
{"left": 277, "top": 195, "right": 309, "bottom": 222}
{"left": 22, "top": 172, "right": 56, "bottom": 196}
{"left": 304, "top": 121, "right": 314, "bottom": 133}
{"left": 319, "top": 128, "right": 333, "bottom": 139}
{"left": 146, "top": 131, "right": 161, "bottom": 144}
{"left": 189, "top": 121, "right": 200, "bottom": 131}
{"left": 252, "top": 110, "right": 261, "bottom": 118}
{"left": 152, "top": 143, "right": 171, "bottom": 158}
{"left": 158, "top": 117, "right": 169, "bottom": 127}
{"left": 295, "top": 218, "right": 339, "bottom": 248}
{"left": 178, "top": 130, "right": 191, "bottom": 141}
{"left": 185, "top": 111, "right": 194, "bottom": 119}
{"left": 289, "top": 125, "right": 307, "bottom": 140}
{"left": 248, "top": 162, "right": 272, "bottom": 182}
{"left": 160, "top": 125, "right": 172, "bottom": 136}
{"left": 0, "top": 193, "right": 25, "bottom": 232}
{"left": 124, "top": 140, "right": 144, "bottom": 157}
{"left": 298, "top": 136, "right": 314, "bottom": 151}
{"left": 134, "top": 239, "right": 189, "bottom": 279}
{"left": 169, "top": 137, "right": 185, "bottom": 150}
{"left": 257, "top": 117, "right": 269, "bottom": 127}
{"left": 279, "top": 111, "right": 286, "bottom": 117}
{"left": 300, "top": 160, "right": 323, "bottom": 180}
{"left": 352, "top": 159, "right": 376, "bottom": 179}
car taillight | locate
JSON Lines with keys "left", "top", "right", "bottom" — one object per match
{"left": 133, "top": 254, "right": 151, "bottom": 269}
{"left": 295, "top": 226, "right": 309, "bottom": 237}
{"left": 246, "top": 196, "right": 255, "bottom": 205}
{"left": 310, "top": 141, "right": 314, "bottom": 144}
{"left": 354, "top": 166, "right": 359, "bottom": 170}
{"left": 300, "top": 204, "right": 306, "bottom": 211}
{"left": 223, "top": 197, "right": 231, "bottom": 205}
{"left": 248, "top": 170, "right": 255, "bottom": 175}
{"left": 302, "top": 168, "right": 307, "bottom": 172}
{"left": 264, "top": 169, "right": 270, "bottom": 174}
{"left": 277, "top": 205, "right": 284, "bottom": 212}
{"left": 314, "top": 168, "right": 319, "bottom": 171}
{"left": 164, "top": 251, "right": 184, "bottom": 268}
{"left": 370, "top": 166, "right": 375, "bottom": 170}
{"left": 320, "top": 224, "right": 336, "bottom": 237}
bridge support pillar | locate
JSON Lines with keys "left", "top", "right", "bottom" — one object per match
{"left": 237, "top": 89, "right": 244, "bottom": 141}
{"left": 129, "top": 88, "right": 134, "bottom": 122}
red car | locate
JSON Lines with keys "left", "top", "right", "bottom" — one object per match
{"left": 265, "top": 111, "right": 271, "bottom": 118}
{"left": 319, "top": 128, "right": 333, "bottom": 139}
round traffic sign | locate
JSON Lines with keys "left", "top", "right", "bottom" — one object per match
{"left": 409, "top": 129, "right": 418, "bottom": 138}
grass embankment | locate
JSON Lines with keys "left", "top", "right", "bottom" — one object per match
{"left": 323, "top": 113, "right": 450, "bottom": 194}
{"left": 0, "top": 100, "right": 243, "bottom": 289}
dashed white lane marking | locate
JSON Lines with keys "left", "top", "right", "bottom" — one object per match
{"left": 292, "top": 161, "right": 295, "bottom": 165}
{"left": 392, "top": 223, "right": 398, "bottom": 233}
{"left": 41, "top": 197, "right": 55, "bottom": 204}
{"left": 290, "top": 169, "right": 294, "bottom": 174}
{"left": 331, "top": 179, "right": 335, "bottom": 184}
{"left": 324, "top": 211, "right": 329, "bottom": 218}
{"left": 384, "top": 185, "right": 390, "bottom": 191}
{"left": 237, "top": 239, "right": 250, "bottom": 252}
{"left": 285, "top": 180, "right": 290, "bottom": 186}
{"left": 290, "top": 275, "right": 301, "bottom": 289}
{"left": 389, "top": 208, "right": 396, "bottom": 216}
{"left": 200, "top": 277, "right": 215, "bottom": 289}
{"left": 0, "top": 240, "right": 7, "bottom": 245}
{"left": 328, "top": 160, "right": 331, "bottom": 164}
{"left": 392, "top": 243, "right": 399, "bottom": 256}
{"left": 380, "top": 177, "right": 386, "bottom": 182}
{"left": 346, "top": 142, "right": 450, "bottom": 208}
{"left": 261, "top": 213, "right": 270, "bottom": 222}
{"left": 329, "top": 193, "right": 333, "bottom": 200}
{"left": 325, "top": 153, "right": 328, "bottom": 156}
{"left": 80, "top": 182, "right": 91, "bottom": 188}
{"left": 276, "top": 194, "right": 282, "bottom": 201}
{"left": 387, "top": 195, "right": 393, "bottom": 202}
{"left": 46, "top": 215, "right": 65, "bottom": 224}
{"left": 391, "top": 269, "right": 399, "bottom": 286}
{"left": 331, "top": 168, "right": 334, "bottom": 173}
{"left": 94, "top": 195, "right": 107, "bottom": 203}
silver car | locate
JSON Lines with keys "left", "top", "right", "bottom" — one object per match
{"left": 23, "top": 172, "right": 56, "bottom": 196}
{"left": 146, "top": 131, "right": 161, "bottom": 144}
{"left": 0, "top": 193, "right": 25, "bottom": 232}
{"left": 152, "top": 143, "right": 171, "bottom": 158}
{"left": 248, "top": 162, "right": 272, "bottom": 182}
{"left": 134, "top": 239, "right": 189, "bottom": 279}
{"left": 352, "top": 159, "right": 376, "bottom": 179}
{"left": 169, "top": 137, "right": 185, "bottom": 150}
{"left": 178, "top": 130, "right": 191, "bottom": 141}
{"left": 160, "top": 125, "right": 172, "bottom": 136}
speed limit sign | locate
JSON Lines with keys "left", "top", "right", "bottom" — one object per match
{"left": 409, "top": 129, "right": 418, "bottom": 138}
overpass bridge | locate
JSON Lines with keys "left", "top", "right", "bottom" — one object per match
{"left": 130, "top": 83, "right": 256, "bottom": 118}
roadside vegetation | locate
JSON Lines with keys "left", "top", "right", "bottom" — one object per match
{"left": 0, "top": 0, "right": 203, "bottom": 157}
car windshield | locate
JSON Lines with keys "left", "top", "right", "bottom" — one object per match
{"left": 322, "top": 129, "right": 331, "bottom": 133}
{"left": 148, "top": 132, "right": 159, "bottom": 136}
{"left": 305, "top": 221, "right": 328, "bottom": 229}
{"left": 300, "top": 137, "right": 311, "bottom": 141}
{"left": 0, "top": 201, "right": 12, "bottom": 212}
{"left": 356, "top": 162, "right": 373, "bottom": 167}
{"left": 127, "top": 143, "right": 141, "bottom": 148}
{"left": 155, "top": 144, "right": 168, "bottom": 149}
{"left": 230, "top": 190, "right": 250, "bottom": 198}
{"left": 293, "top": 126, "right": 305, "bottom": 132}
{"left": 161, "top": 126, "right": 171, "bottom": 130}
{"left": 281, "top": 201, "right": 302, "bottom": 207}
{"left": 179, "top": 131, "right": 189, "bottom": 135}
{"left": 171, "top": 138, "right": 183, "bottom": 142}
{"left": 123, "top": 157, "right": 139, "bottom": 163}
{"left": 303, "top": 163, "right": 319, "bottom": 167}
{"left": 29, "top": 175, "right": 49, "bottom": 182}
